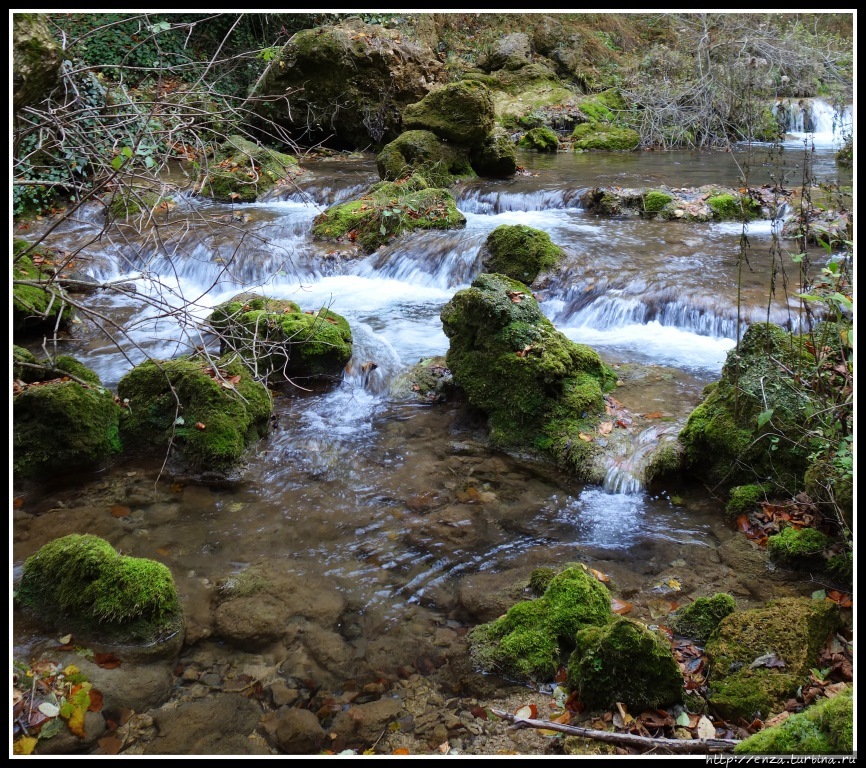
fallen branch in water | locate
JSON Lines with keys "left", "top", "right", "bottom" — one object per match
{"left": 490, "top": 709, "right": 741, "bottom": 754}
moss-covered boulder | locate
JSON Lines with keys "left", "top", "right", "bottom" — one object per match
{"left": 705, "top": 597, "right": 841, "bottom": 720}
{"left": 105, "top": 188, "right": 173, "bottom": 223}
{"left": 376, "top": 130, "right": 474, "bottom": 187}
{"left": 16, "top": 534, "right": 182, "bottom": 646}
{"left": 726, "top": 484, "right": 767, "bottom": 516}
{"left": 642, "top": 190, "right": 673, "bottom": 215}
{"left": 480, "top": 224, "right": 564, "bottom": 285}
{"left": 312, "top": 175, "right": 466, "bottom": 252}
{"left": 735, "top": 686, "right": 853, "bottom": 754}
{"left": 572, "top": 122, "right": 640, "bottom": 151}
{"left": 669, "top": 593, "right": 737, "bottom": 644}
{"left": 567, "top": 617, "right": 684, "bottom": 711}
{"left": 13, "top": 358, "right": 122, "bottom": 479}
{"left": 13, "top": 346, "right": 38, "bottom": 382}
{"left": 679, "top": 323, "right": 820, "bottom": 495}
{"left": 468, "top": 565, "right": 612, "bottom": 683}
{"left": 766, "top": 527, "right": 832, "bottom": 567}
{"left": 576, "top": 90, "right": 626, "bottom": 124}
{"left": 208, "top": 294, "right": 353, "bottom": 382}
{"left": 441, "top": 273, "right": 616, "bottom": 482}
{"left": 518, "top": 126, "right": 559, "bottom": 152}
{"left": 256, "top": 21, "right": 444, "bottom": 148}
{"left": 707, "top": 193, "right": 761, "bottom": 221}
{"left": 13, "top": 13, "right": 61, "bottom": 112}
{"left": 478, "top": 32, "right": 532, "bottom": 72}
{"left": 402, "top": 80, "right": 495, "bottom": 145}
{"left": 197, "top": 135, "right": 299, "bottom": 203}
{"left": 469, "top": 128, "right": 518, "bottom": 177}
{"left": 117, "top": 356, "right": 272, "bottom": 475}
{"left": 13, "top": 239, "right": 72, "bottom": 338}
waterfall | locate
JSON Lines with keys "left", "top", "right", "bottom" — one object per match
{"left": 773, "top": 98, "right": 853, "bottom": 147}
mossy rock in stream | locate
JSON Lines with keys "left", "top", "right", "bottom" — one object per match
{"left": 766, "top": 527, "right": 832, "bottom": 568}
{"left": 480, "top": 224, "right": 564, "bottom": 285}
{"left": 441, "top": 273, "right": 617, "bottom": 482}
{"left": 401, "top": 79, "right": 495, "bottom": 145}
{"left": 13, "top": 356, "right": 122, "bottom": 480}
{"left": 197, "top": 135, "right": 299, "bottom": 203}
{"left": 12, "top": 239, "right": 73, "bottom": 339}
{"left": 469, "top": 127, "right": 518, "bottom": 177}
{"left": 312, "top": 174, "right": 466, "bottom": 252}
{"left": 16, "top": 534, "right": 182, "bottom": 647}
{"left": 468, "top": 564, "right": 612, "bottom": 683}
{"left": 707, "top": 192, "right": 761, "bottom": 221}
{"left": 518, "top": 126, "right": 559, "bottom": 152}
{"left": 705, "top": 597, "right": 841, "bottom": 720}
{"left": 376, "top": 130, "right": 475, "bottom": 187}
{"left": 734, "top": 685, "right": 853, "bottom": 755}
{"left": 679, "top": 323, "right": 820, "bottom": 496}
{"left": 209, "top": 294, "right": 353, "bottom": 382}
{"left": 567, "top": 617, "right": 684, "bottom": 711}
{"left": 669, "top": 593, "right": 736, "bottom": 644}
{"left": 572, "top": 122, "right": 639, "bottom": 151}
{"left": 117, "top": 355, "right": 272, "bottom": 476}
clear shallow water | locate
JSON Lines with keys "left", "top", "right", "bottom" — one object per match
{"left": 13, "top": 135, "right": 847, "bottom": 688}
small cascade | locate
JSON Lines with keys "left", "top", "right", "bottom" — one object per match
{"left": 601, "top": 424, "right": 681, "bottom": 495}
{"left": 774, "top": 98, "right": 853, "bottom": 146}
{"left": 342, "top": 323, "right": 404, "bottom": 396}
{"left": 456, "top": 186, "right": 583, "bottom": 214}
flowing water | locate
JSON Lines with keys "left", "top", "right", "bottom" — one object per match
{"left": 12, "top": 114, "right": 852, "bottom": 743}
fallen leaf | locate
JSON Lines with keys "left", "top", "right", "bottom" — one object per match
{"left": 110, "top": 505, "right": 131, "bottom": 518}
{"left": 514, "top": 704, "right": 538, "bottom": 720}
{"left": 88, "top": 689, "right": 104, "bottom": 712}
{"left": 506, "top": 290, "right": 525, "bottom": 303}
{"left": 750, "top": 653, "right": 786, "bottom": 670}
{"left": 470, "top": 706, "right": 488, "bottom": 720}
{"left": 589, "top": 568, "right": 610, "bottom": 583}
{"left": 763, "top": 711, "right": 790, "bottom": 729}
{"left": 667, "top": 578, "right": 682, "bottom": 591}
{"left": 195, "top": 422, "right": 207, "bottom": 430}
{"left": 696, "top": 715, "right": 715, "bottom": 740}
{"left": 13, "top": 496, "right": 24, "bottom": 508}
{"left": 392, "top": 748, "right": 410, "bottom": 755}
{"left": 611, "top": 598, "right": 633, "bottom": 615}
{"left": 92, "top": 653, "right": 122, "bottom": 670}
{"left": 676, "top": 711, "right": 691, "bottom": 727}
{"left": 438, "top": 742, "right": 450, "bottom": 754}
{"left": 648, "top": 598, "right": 674, "bottom": 618}
{"left": 38, "top": 702, "right": 61, "bottom": 717}
{"left": 59, "top": 634, "right": 72, "bottom": 645}
{"left": 578, "top": 433, "right": 593, "bottom": 442}
{"left": 97, "top": 735, "right": 124, "bottom": 755}
{"left": 642, "top": 412, "right": 663, "bottom": 419}
{"left": 598, "top": 421, "right": 613, "bottom": 436}
{"left": 565, "top": 691, "right": 585, "bottom": 713}
{"left": 14, "top": 737, "right": 38, "bottom": 755}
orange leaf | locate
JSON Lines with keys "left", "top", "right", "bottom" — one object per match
{"left": 13, "top": 497, "right": 24, "bottom": 508}
{"left": 514, "top": 704, "right": 538, "bottom": 720}
{"left": 589, "top": 568, "right": 610, "bottom": 583}
{"left": 195, "top": 422, "right": 207, "bottom": 430}
{"left": 598, "top": 421, "right": 613, "bottom": 436}
{"left": 736, "top": 514, "right": 752, "bottom": 533}
{"left": 578, "top": 433, "right": 593, "bottom": 442}
{"left": 611, "top": 598, "right": 633, "bottom": 615}
{"left": 110, "top": 505, "right": 131, "bottom": 518}
{"left": 642, "top": 412, "right": 663, "bottom": 419}
{"left": 93, "top": 653, "right": 122, "bottom": 670}
{"left": 392, "top": 748, "right": 411, "bottom": 755}
{"left": 97, "top": 735, "right": 124, "bottom": 755}
{"left": 88, "top": 689, "right": 104, "bottom": 712}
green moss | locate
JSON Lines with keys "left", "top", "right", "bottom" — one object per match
{"left": 468, "top": 564, "right": 612, "bottom": 683}
{"left": 12, "top": 240, "right": 72, "bottom": 338}
{"left": 528, "top": 567, "right": 556, "bottom": 596}
{"left": 313, "top": 177, "right": 466, "bottom": 252}
{"left": 209, "top": 294, "right": 352, "bottom": 382}
{"left": 707, "top": 193, "right": 761, "bottom": 221}
{"left": 643, "top": 190, "right": 673, "bottom": 214}
{"left": 572, "top": 123, "right": 639, "bottom": 151}
{"left": 16, "top": 534, "right": 181, "bottom": 644}
{"left": 199, "top": 135, "right": 298, "bottom": 203}
{"left": 736, "top": 686, "right": 853, "bottom": 754}
{"left": 827, "top": 550, "right": 853, "bottom": 583}
{"left": 518, "top": 126, "right": 559, "bottom": 152}
{"left": 106, "top": 190, "right": 171, "bottom": 222}
{"left": 567, "top": 617, "right": 684, "bottom": 711}
{"left": 706, "top": 597, "right": 841, "bottom": 719}
{"left": 835, "top": 137, "right": 853, "bottom": 168}
{"left": 726, "top": 484, "right": 766, "bottom": 516}
{"left": 669, "top": 593, "right": 736, "bottom": 644}
{"left": 642, "top": 442, "right": 682, "bottom": 485}
{"left": 469, "top": 128, "right": 517, "bottom": 177}
{"left": 402, "top": 80, "right": 495, "bottom": 144}
{"left": 117, "top": 356, "right": 272, "bottom": 474}
{"left": 13, "top": 346, "right": 38, "bottom": 381}
{"left": 442, "top": 274, "right": 614, "bottom": 481}
{"left": 482, "top": 224, "right": 564, "bottom": 284}
{"left": 766, "top": 527, "right": 832, "bottom": 566}
{"left": 376, "top": 130, "right": 475, "bottom": 186}
{"left": 483, "top": 64, "right": 573, "bottom": 126}
{"left": 13, "top": 364, "right": 122, "bottom": 479}
{"left": 679, "top": 323, "right": 818, "bottom": 495}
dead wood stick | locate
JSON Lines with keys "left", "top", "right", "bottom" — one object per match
{"left": 490, "top": 709, "right": 741, "bottom": 754}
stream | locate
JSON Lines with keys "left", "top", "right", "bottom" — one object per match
{"left": 11, "top": 111, "right": 852, "bottom": 754}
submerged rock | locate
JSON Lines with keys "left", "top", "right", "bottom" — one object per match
{"left": 441, "top": 273, "right": 616, "bottom": 482}
{"left": 196, "top": 135, "right": 300, "bottom": 203}
{"left": 209, "top": 294, "right": 353, "bottom": 382}
{"left": 117, "top": 355, "right": 272, "bottom": 476}
{"left": 13, "top": 355, "right": 121, "bottom": 479}
{"left": 389, "top": 356, "right": 454, "bottom": 403}
{"left": 705, "top": 597, "right": 841, "bottom": 720}
{"left": 16, "top": 534, "right": 183, "bottom": 647}
{"left": 567, "top": 617, "right": 684, "bottom": 711}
